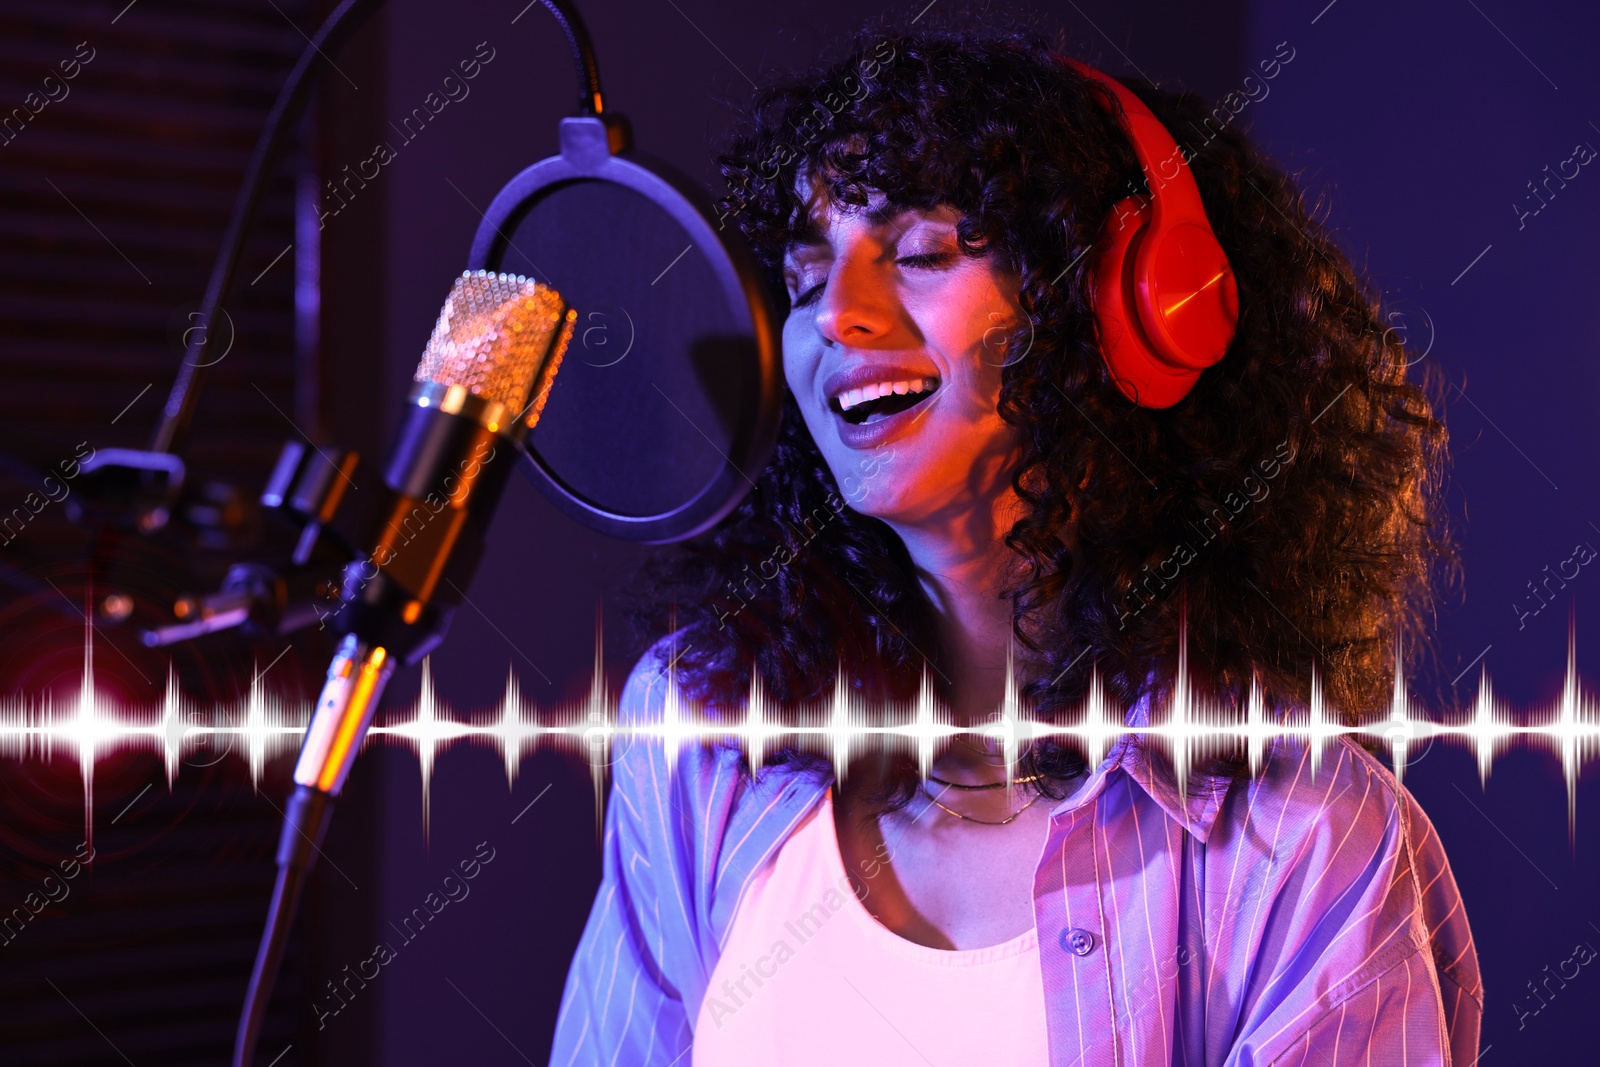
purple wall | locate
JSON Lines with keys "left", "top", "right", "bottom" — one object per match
{"left": 1242, "top": 1, "right": 1600, "bottom": 1058}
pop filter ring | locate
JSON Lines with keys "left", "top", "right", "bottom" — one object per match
{"left": 466, "top": 116, "right": 782, "bottom": 544}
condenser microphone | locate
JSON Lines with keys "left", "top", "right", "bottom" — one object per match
{"left": 296, "top": 270, "right": 573, "bottom": 796}
{"left": 233, "top": 269, "right": 574, "bottom": 1067}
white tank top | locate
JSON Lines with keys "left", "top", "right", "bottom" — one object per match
{"left": 692, "top": 787, "right": 1050, "bottom": 1065}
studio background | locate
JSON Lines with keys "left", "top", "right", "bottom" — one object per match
{"left": 0, "top": 0, "right": 1595, "bottom": 1063}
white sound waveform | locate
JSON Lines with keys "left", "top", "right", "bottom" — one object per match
{"left": 2, "top": 620, "right": 1598, "bottom": 835}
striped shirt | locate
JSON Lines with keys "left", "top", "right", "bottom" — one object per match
{"left": 549, "top": 642, "right": 1482, "bottom": 1066}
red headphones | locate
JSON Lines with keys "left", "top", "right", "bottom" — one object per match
{"left": 1063, "top": 59, "right": 1239, "bottom": 408}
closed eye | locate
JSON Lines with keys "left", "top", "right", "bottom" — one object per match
{"left": 791, "top": 252, "right": 957, "bottom": 308}
{"left": 793, "top": 279, "right": 826, "bottom": 308}
{"left": 896, "top": 251, "right": 957, "bottom": 270}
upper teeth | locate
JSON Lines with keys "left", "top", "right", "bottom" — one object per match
{"left": 836, "top": 377, "right": 938, "bottom": 412}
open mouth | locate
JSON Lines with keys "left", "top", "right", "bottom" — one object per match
{"left": 829, "top": 376, "right": 940, "bottom": 425}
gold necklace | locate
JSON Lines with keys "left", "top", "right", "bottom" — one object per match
{"left": 920, "top": 783, "right": 1042, "bottom": 826}
{"left": 925, "top": 772, "right": 1044, "bottom": 791}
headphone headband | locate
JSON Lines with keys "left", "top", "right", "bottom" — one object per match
{"left": 1061, "top": 59, "right": 1212, "bottom": 235}
{"left": 1056, "top": 57, "right": 1240, "bottom": 408}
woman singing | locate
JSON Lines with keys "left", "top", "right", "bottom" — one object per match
{"left": 550, "top": 25, "right": 1479, "bottom": 1066}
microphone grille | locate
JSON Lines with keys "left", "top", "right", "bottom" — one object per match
{"left": 415, "top": 270, "right": 575, "bottom": 417}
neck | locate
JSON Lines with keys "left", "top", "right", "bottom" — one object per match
{"left": 882, "top": 484, "right": 1023, "bottom": 728}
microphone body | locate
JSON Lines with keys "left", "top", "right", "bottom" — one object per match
{"left": 322, "top": 388, "right": 508, "bottom": 661}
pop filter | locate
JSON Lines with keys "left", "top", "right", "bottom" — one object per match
{"left": 466, "top": 115, "right": 782, "bottom": 543}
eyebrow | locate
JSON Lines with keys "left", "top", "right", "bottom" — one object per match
{"left": 786, "top": 200, "right": 923, "bottom": 253}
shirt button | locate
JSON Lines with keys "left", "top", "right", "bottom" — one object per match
{"left": 1061, "top": 927, "right": 1096, "bottom": 957}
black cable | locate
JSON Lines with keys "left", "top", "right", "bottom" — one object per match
{"left": 232, "top": 864, "right": 310, "bottom": 1067}
{"left": 151, "top": 0, "right": 384, "bottom": 456}
{"left": 149, "top": 0, "right": 605, "bottom": 458}
{"left": 540, "top": 0, "right": 606, "bottom": 115}
{"left": 233, "top": 785, "right": 334, "bottom": 1067}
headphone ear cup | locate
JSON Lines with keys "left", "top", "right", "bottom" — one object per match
{"left": 1088, "top": 196, "right": 1205, "bottom": 408}
{"left": 1133, "top": 223, "right": 1239, "bottom": 373}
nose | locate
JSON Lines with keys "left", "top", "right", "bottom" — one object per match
{"left": 813, "top": 247, "right": 895, "bottom": 346}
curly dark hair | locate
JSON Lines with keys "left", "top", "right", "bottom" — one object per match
{"left": 626, "top": 24, "right": 1453, "bottom": 806}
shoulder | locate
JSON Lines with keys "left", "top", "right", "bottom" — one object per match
{"left": 1212, "top": 736, "right": 1416, "bottom": 878}
{"left": 609, "top": 634, "right": 747, "bottom": 837}
{"left": 1200, "top": 737, "right": 1419, "bottom": 958}
{"left": 609, "top": 635, "right": 829, "bottom": 939}
{"left": 1207, "top": 737, "right": 1479, "bottom": 1037}
{"left": 1204, "top": 737, "right": 1481, "bottom": 1061}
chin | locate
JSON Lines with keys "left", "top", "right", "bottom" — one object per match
{"left": 798, "top": 383, "right": 1016, "bottom": 529}
{"left": 823, "top": 434, "right": 973, "bottom": 527}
